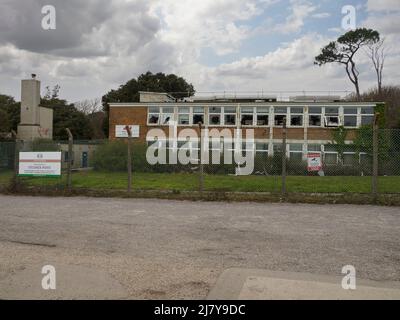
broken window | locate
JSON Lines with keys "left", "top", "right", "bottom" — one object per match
{"left": 274, "top": 107, "right": 287, "bottom": 126}
{"left": 241, "top": 107, "right": 254, "bottom": 126}
{"left": 308, "top": 107, "right": 321, "bottom": 127}
{"left": 148, "top": 107, "right": 160, "bottom": 125}
{"left": 161, "top": 107, "right": 174, "bottom": 125}
{"left": 192, "top": 107, "right": 204, "bottom": 125}
{"left": 256, "top": 107, "right": 269, "bottom": 126}
{"left": 209, "top": 106, "right": 221, "bottom": 125}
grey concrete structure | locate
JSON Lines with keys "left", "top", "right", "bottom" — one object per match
{"left": 139, "top": 91, "right": 175, "bottom": 103}
{"left": 17, "top": 76, "right": 53, "bottom": 140}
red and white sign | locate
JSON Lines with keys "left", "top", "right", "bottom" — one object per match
{"left": 115, "top": 125, "right": 139, "bottom": 138}
{"left": 19, "top": 152, "right": 61, "bottom": 177}
{"left": 307, "top": 153, "right": 322, "bottom": 172}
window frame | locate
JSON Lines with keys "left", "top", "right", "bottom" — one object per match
{"left": 308, "top": 107, "right": 322, "bottom": 127}
{"left": 255, "top": 141, "right": 269, "bottom": 153}
{"left": 177, "top": 107, "right": 191, "bottom": 126}
{"left": 240, "top": 107, "right": 255, "bottom": 127}
{"left": 289, "top": 107, "right": 304, "bottom": 127}
{"left": 147, "top": 106, "right": 161, "bottom": 125}
{"left": 360, "top": 106, "right": 375, "bottom": 126}
{"left": 256, "top": 107, "right": 270, "bottom": 127}
{"left": 208, "top": 106, "right": 222, "bottom": 126}
{"left": 273, "top": 107, "right": 287, "bottom": 127}
{"left": 343, "top": 107, "right": 358, "bottom": 128}
{"left": 192, "top": 107, "right": 205, "bottom": 126}
{"left": 289, "top": 143, "right": 304, "bottom": 160}
{"left": 323, "top": 106, "right": 341, "bottom": 127}
{"left": 160, "top": 107, "right": 175, "bottom": 126}
{"left": 223, "top": 106, "right": 237, "bottom": 126}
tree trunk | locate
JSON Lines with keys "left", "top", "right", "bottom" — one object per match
{"left": 345, "top": 62, "right": 361, "bottom": 101}
{"left": 354, "top": 80, "right": 361, "bottom": 101}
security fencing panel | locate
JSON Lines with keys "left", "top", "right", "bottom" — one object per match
{"left": 1, "top": 129, "right": 399, "bottom": 195}
{"left": 0, "top": 141, "right": 16, "bottom": 189}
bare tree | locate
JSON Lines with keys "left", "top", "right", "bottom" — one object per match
{"left": 74, "top": 98, "right": 105, "bottom": 139}
{"left": 367, "top": 38, "right": 386, "bottom": 95}
{"left": 74, "top": 98, "right": 101, "bottom": 115}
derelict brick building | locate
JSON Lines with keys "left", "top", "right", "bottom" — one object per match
{"left": 109, "top": 92, "right": 379, "bottom": 165}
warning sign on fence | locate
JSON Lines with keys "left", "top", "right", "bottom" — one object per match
{"left": 307, "top": 153, "right": 322, "bottom": 172}
{"left": 19, "top": 152, "right": 61, "bottom": 177}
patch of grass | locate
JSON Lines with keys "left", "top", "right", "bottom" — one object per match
{"left": 0, "top": 170, "right": 13, "bottom": 186}
{"left": 13, "top": 170, "right": 400, "bottom": 194}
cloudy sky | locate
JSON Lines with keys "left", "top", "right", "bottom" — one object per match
{"left": 0, "top": 0, "right": 399, "bottom": 102}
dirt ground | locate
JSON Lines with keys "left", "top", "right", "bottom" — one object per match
{"left": 0, "top": 195, "right": 399, "bottom": 299}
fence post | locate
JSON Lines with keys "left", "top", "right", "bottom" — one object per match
{"left": 198, "top": 122, "right": 204, "bottom": 194}
{"left": 372, "top": 113, "right": 379, "bottom": 198}
{"left": 125, "top": 125, "right": 133, "bottom": 193}
{"left": 11, "top": 130, "right": 19, "bottom": 190}
{"left": 65, "top": 128, "right": 73, "bottom": 192}
{"left": 282, "top": 117, "right": 287, "bottom": 195}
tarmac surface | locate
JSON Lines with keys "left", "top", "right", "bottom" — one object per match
{"left": 0, "top": 195, "right": 399, "bottom": 299}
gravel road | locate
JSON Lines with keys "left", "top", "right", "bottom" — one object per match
{"left": 0, "top": 195, "right": 399, "bottom": 299}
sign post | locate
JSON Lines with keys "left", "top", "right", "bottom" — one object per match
{"left": 125, "top": 125, "right": 133, "bottom": 193}
{"left": 66, "top": 128, "right": 73, "bottom": 191}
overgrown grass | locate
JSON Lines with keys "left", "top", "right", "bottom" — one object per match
{"left": 12, "top": 170, "right": 400, "bottom": 194}
{"left": 0, "top": 170, "right": 13, "bottom": 187}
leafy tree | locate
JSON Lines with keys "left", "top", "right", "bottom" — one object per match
{"left": 315, "top": 28, "right": 380, "bottom": 100}
{"left": 41, "top": 86, "right": 93, "bottom": 140}
{"left": 0, "top": 108, "right": 11, "bottom": 132}
{"left": 0, "top": 94, "right": 20, "bottom": 132}
{"left": 102, "top": 72, "right": 195, "bottom": 136}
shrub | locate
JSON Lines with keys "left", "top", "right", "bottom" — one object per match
{"left": 93, "top": 140, "right": 130, "bottom": 171}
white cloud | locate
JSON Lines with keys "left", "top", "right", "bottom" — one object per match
{"left": 274, "top": 0, "right": 316, "bottom": 34}
{"left": 363, "top": 12, "right": 400, "bottom": 36}
{"left": 312, "top": 12, "right": 331, "bottom": 19}
{"left": 367, "top": 0, "right": 400, "bottom": 12}
{"left": 150, "top": 0, "right": 270, "bottom": 57}
{"left": 215, "top": 34, "right": 326, "bottom": 77}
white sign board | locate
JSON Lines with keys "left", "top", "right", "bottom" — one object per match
{"left": 19, "top": 152, "right": 61, "bottom": 177}
{"left": 115, "top": 125, "right": 140, "bottom": 138}
{"left": 307, "top": 153, "right": 322, "bottom": 172}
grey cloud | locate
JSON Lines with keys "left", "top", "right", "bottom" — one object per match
{"left": 0, "top": 0, "right": 161, "bottom": 58}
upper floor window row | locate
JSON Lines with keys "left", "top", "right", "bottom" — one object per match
{"left": 147, "top": 106, "right": 375, "bottom": 127}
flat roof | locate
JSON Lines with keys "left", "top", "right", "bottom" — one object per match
{"left": 109, "top": 102, "right": 381, "bottom": 107}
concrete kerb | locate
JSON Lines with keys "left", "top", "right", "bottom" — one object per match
{"left": 207, "top": 268, "right": 400, "bottom": 300}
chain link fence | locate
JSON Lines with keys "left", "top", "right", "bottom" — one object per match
{"left": 1, "top": 128, "right": 400, "bottom": 196}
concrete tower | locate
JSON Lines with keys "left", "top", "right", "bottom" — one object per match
{"left": 17, "top": 75, "right": 53, "bottom": 140}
